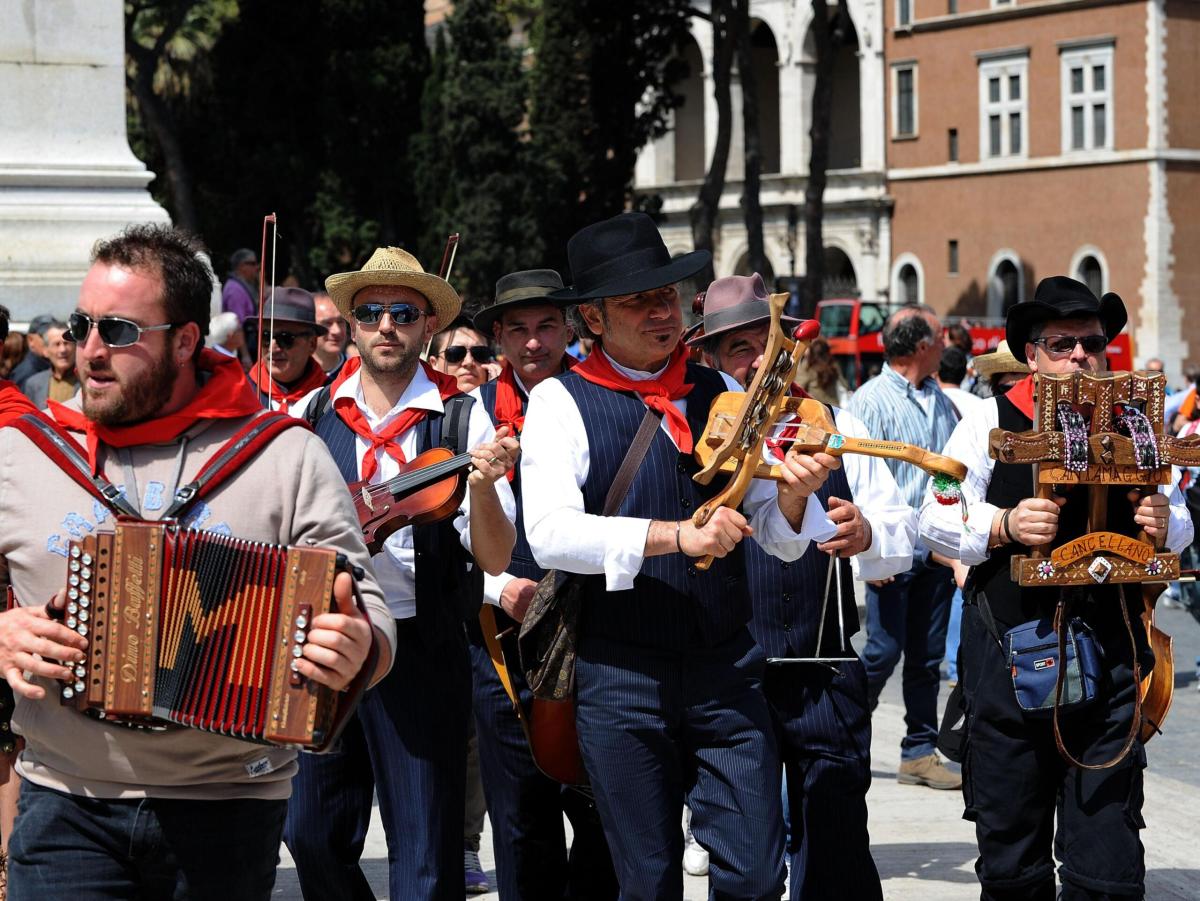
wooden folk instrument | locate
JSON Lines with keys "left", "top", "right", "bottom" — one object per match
{"left": 696, "top": 392, "right": 968, "bottom": 484}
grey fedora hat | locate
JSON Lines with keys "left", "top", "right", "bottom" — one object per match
{"left": 474, "top": 269, "right": 565, "bottom": 333}
{"left": 245, "top": 286, "right": 328, "bottom": 336}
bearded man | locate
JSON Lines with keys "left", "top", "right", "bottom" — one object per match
{"left": 0, "top": 224, "right": 394, "bottom": 901}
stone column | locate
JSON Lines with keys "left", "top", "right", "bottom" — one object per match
{"left": 0, "top": 0, "right": 169, "bottom": 322}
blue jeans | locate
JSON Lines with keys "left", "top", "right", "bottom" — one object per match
{"left": 8, "top": 780, "right": 286, "bottom": 901}
{"left": 945, "top": 587, "right": 965, "bottom": 682}
{"left": 861, "top": 552, "right": 954, "bottom": 761}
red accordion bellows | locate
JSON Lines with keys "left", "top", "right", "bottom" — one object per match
{"left": 59, "top": 521, "right": 342, "bottom": 750}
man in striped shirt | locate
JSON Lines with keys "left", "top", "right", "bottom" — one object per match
{"left": 848, "top": 304, "right": 961, "bottom": 789}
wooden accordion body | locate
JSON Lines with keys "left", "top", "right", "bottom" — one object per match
{"left": 59, "top": 521, "right": 341, "bottom": 750}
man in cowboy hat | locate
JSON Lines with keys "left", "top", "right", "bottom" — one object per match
{"left": 466, "top": 269, "right": 617, "bottom": 900}
{"left": 690, "top": 273, "right": 914, "bottom": 899}
{"left": 520, "top": 212, "right": 846, "bottom": 899}
{"left": 919, "top": 276, "right": 1193, "bottom": 901}
{"left": 245, "top": 286, "right": 329, "bottom": 412}
{"left": 283, "top": 246, "right": 519, "bottom": 901}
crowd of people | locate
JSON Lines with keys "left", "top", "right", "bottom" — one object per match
{"left": 0, "top": 210, "right": 1195, "bottom": 901}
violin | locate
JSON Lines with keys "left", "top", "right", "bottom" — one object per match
{"left": 351, "top": 448, "right": 473, "bottom": 555}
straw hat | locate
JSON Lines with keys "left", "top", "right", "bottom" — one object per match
{"left": 325, "top": 247, "right": 462, "bottom": 327}
{"left": 973, "top": 340, "right": 1030, "bottom": 380}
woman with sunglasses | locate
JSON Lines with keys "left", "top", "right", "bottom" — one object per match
{"left": 428, "top": 316, "right": 497, "bottom": 392}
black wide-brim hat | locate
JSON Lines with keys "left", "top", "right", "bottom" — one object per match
{"left": 548, "top": 212, "right": 711, "bottom": 303}
{"left": 1005, "top": 276, "right": 1127, "bottom": 356}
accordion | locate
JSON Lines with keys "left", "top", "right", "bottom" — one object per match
{"left": 58, "top": 520, "right": 354, "bottom": 751}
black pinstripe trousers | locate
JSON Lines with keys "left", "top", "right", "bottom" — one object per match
{"left": 283, "top": 620, "right": 471, "bottom": 901}
{"left": 574, "top": 628, "right": 786, "bottom": 901}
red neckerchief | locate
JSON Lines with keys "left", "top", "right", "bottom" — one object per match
{"left": 0, "top": 379, "right": 38, "bottom": 426}
{"left": 48, "top": 348, "right": 263, "bottom": 475}
{"left": 329, "top": 356, "right": 461, "bottom": 482}
{"left": 1005, "top": 374, "right": 1036, "bottom": 422}
{"left": 249, "top": 357, "right": 327, "bottom": 413}
{"left": 493, "top": 356, "right": 575, "bottom": 480}
{"left": 574, "top": 343, "right": 695, "bottom": 453}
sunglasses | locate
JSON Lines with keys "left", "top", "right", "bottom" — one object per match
{"left": 259, "top": 329, "right": 315, "bottom": 350}
{"left": 352, "top": 303, "right": 427, "bottom": 326}
{"left": 438, "top": 345, "right": 493, "bottom": 365}
{"left": 66, "top": 312, "right": 175, "bottom": 349}
{"left": 1033, "top": 334, "right": 1109, "bottom": 356}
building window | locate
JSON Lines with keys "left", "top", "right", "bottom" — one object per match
{"left": 1076, "top": 254, "right": 1104, "bottom": 297}
{"left": 988, "top": 254, "right": 1023, "bottom": 317}
{"left": 898, "top": 0, "right": 912, "bottom": 27}
{"left": 1061, "top": 43, "right": 1114, "bottom": 152}
{"left": 948, "top": 0, "right": 958, "bottom": 13}
{"left": 899, "top": 265, "right": 919, "bottom": 304}
{"left": 948, "top": 128, "right": 958, "bottom": 161}
{"left": 948, "top": 240, "right": 959, "bottom": 275}
{"left": 892, "top": 64, "right": 917, "bottom": 137}
{"left": 978, "top": 54, "right": 1028, "bottom": 160}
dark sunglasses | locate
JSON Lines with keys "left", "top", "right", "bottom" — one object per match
{"left": 66, "top": 312, "right": 175, "bottom": 348}
{"left": 1033, "top": 334, "right": 1109, "bottom": 356}
{"left": 351, "top": 303, "right": 427, "bottom": 326}
{"left": 439, "top": 344, "right": 493, "bottom": 365}
{"left": 259, "top": 329, "right": 315, "bottom": 350}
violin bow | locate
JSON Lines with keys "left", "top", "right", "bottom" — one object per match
{"left": 691, "top": 293, "right": 820, "bottom": 571}
{"left": 255, "top": 212, "right": 279, "bottom": 380}
{"left": 439, "top": 233, "right": 460, "bottom": 281}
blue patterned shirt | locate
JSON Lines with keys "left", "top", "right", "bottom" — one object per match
{"left": 848, "top": 363, "right": 959, "bottom": 510}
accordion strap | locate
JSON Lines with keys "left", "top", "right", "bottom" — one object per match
{"left": 9, "top": 411, "right": 305, "bottom": 520}
{"left": 8, "top": 413, "right": 139, "bottom": 517}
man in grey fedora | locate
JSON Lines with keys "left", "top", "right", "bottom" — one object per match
{"left": 469, "top": 269, "right": 617, "bottom": 900}
{"left": 520, "top": 212, "right": 844, "bottom": 899}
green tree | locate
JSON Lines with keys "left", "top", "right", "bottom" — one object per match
{"left": 414, "top": 0, "right": 541, "bottom": 305}
{"left": 530, "top": 0, "right": 693, "bottom": 274}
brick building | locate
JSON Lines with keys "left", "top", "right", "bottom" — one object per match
{"left": 885, "top": 0, "right": 1198, "bottom": 374}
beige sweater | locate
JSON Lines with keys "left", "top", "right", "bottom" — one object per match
{"left": 0, "top": 407, "right": 395, "bottom": 800}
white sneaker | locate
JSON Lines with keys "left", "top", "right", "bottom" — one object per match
{"left": 683, "top": 825, "right": 709, "bottom": 877}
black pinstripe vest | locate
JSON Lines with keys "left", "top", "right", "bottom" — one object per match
{"left": 559, "top": 364, "right": 749, "bottom": 650}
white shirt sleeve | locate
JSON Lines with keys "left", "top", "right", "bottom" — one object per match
{"left": 482, "top": 570, "right": 518, "bottom": 607}
{"left": 832, "top": 408, "right": 917, "bottom": 581}
{"left": 520, "top": 378, "right": 654, "bottom": 591}
{"left": 454, "top": 396, "right": 518, "bottom": 555}
{"left": 917, "top": 399, "right": 1000, "bottom": 565}
{"left": 1164, "top": 470, "right": 1194, "bottom": 554}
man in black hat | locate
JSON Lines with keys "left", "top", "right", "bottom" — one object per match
{"left": 520, "top": 212, "right": 843, "bottom": 899}
{"left": 246, "top": 287, "right": 330, "bottom": 412}
{"left": 689, "top": 273, "right": 915, "bottom": 900}
{"left": 468, "top": 269, "right": 617, "bottom": 900}
{"left": 919, "top": 276, "right": 1193, "bottom": 900}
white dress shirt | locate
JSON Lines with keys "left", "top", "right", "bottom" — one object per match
{"left": 918, "top": 397, "right": 1194, "bottom": 566}
{"left": 519, "top": 351, "right": 841, "bottom": 593}
{"left": 293, "top": 366, "right": 517, "bottom": 619}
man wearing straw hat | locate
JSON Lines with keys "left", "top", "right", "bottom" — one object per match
{"left": 689, "top": 273, "right": 914, "bottom": 899}
{"left": 283, "top": 247, "right": 519, "bottom": 901}
{"left": 520, "top": 212, "right": 842, "bottom": 899}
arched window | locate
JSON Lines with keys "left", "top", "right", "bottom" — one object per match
{"left": 750, "top": 21, "right": 781, "bottom": 174}
{"left": 823, "top": 247, "right": 858, "bottom": 298}
{"left": 899, "top": 265, "right": 919, "bottom": 305}
{"left": 801, "top": 9, "right": 861, "bottom": 170}
{"left": 1077, "top": 254, "right": 1103, "bottom": 298}
{"left": 987, "top": 252, "right": 1023, "bottom": 317}
{"left": 673, "top": 36, "right": 706, "bottom": 182}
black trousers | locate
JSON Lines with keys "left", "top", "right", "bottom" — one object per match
{"left": 959, "top": 603, "right": 1147, "bottom": 900}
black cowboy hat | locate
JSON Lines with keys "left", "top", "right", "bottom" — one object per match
{"left": 246, "top": 286, "right": 328, "bottom": 336}
{"left": 548, "top": 212, "right": 710, "bottom": 303}
{"left": 1005, "top": 276, "right": 1127, "bottom": 357}
{"left": 474, "top": 269, "right": 565, "bottom": 334}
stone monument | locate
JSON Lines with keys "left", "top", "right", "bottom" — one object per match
{"left": 0, "top": 0, "right": 170, "bottom": 323}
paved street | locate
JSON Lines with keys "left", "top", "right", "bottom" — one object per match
{"left": 273, "top": 600, "right": 1200, "bottom": 899}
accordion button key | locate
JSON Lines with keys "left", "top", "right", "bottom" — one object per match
{"left": 68, "top": 588, "right": 79, "bottom": 601}
{"left": 80, "top": 581, "right": 91, "bottom": 593}
{"left": 295, "top": 614, "right": 308, "bottom": 629}
{"left": 79, "top": 598, "right": 89, "bottom": 609}
{"left": 291, "top": 644, "right": 303, "bottom": 658}
{"left": 67, "top": 616, "right": 77, "bottom": 629}
{"left": 74, "top": 681, "right": 85, "bottom": 693}
{"left": 69, "top": 575, "right": 79, "bottom": 587}
{"left": 78, "top": 610, "right": 89, "bottom": 623}
{"left": 294, "top": 630, "right": 306, "bottom": 643}
{"left": 81, "top": 567, "right": 92, "bottom": 580}
{"left": 62, "top": 686, "right": 75, "bottom": 700}
{"left": 82, "top": 553, "right": 93, "bottom": 565}
{"left": 77, "top": 625, "right": 88, "bottom": 637}
{"left": 70, "top": 546, "right": 81, "bottom": 559}
{"left": 70, "top": 560, "right": 80, "bottom": 573}
{"left": 67, "top": 602, "right": 78, "bottom": 615}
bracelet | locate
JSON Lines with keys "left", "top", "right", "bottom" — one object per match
{"left": 1001, "top": 508, "right": 1017, "bottom": 544}
{"left": 676, "top": 521, "right": 685, "bottom": 556}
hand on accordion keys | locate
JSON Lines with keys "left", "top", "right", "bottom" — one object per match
{"left": 294, "top": 570, "right": 378, "bottom": 692}
{"left": 0, "top": 590, "right": 88, "bottom": 701}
